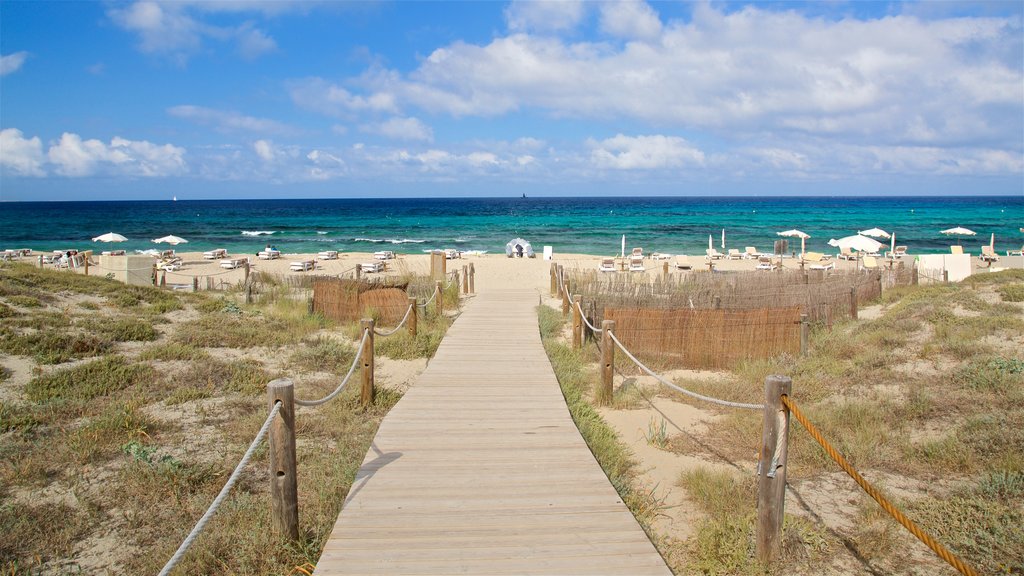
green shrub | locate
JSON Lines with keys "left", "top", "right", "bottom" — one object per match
{"left": 6, "top": 295, "right": 42, "bottom": 307}
{"left": 137, "top": 342, "right": 209, "bottom": 362}
{"left": 178, "top": 358, "right": 275, "bottom": 396}
{"left": 998, "top": 284, "right": 1024, "bottom": 302}
{"left": 0, "top": 326, "right": 112, "bottom": 364}
{"left": 289, "top": 337, "right": 356, "bottom": 373}
{"left": 84, "top": 316, "right": 159, "bottom": 342}
{"left": 26, "top": 356, "right": 155, "bottom": 403}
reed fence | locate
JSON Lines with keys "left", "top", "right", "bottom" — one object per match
{"left": 312, "top": 278, "right": 411, "bottom": 324}
{"left": 604, "top": 306, "right": 802, "bottom": 369}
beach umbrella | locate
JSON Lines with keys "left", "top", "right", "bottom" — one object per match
{"left": 721, "top": 229, "right": 725, "bottom": 250}
{"left": 941, "top": 226, "right": 976, "bottom": 245}
{"left": 708, "top": 234, "right": 713, "bottom": 250}
{"left": 621, "top": 235, "right": 625, "bottom": 259}
{"left": 777, "top": 229, "right": 810, "bottom": 257}
{"left": 828, "top": 234, "right": 883, "bottom": 253}
{"left": 890, "top": 233, "right": 896, "bottom": 256}
{"left": 152, "top": 235, "right": 188, "bottom": 245}
{"left": 92, "top": 232, "right": 128, "bottom": 243}
{"left": 858, "top": 227, "right": 891, "bottom": 239}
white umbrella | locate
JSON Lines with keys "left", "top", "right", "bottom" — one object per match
{"left": 721, "top": 228, "right": 725, "bottom": 250}
{"left": 777, "top": 229, "right": 810, "bottom": 257}
{"left": 621, "top": 235, "right": 625, "bottom": 259}
{"left": 152, "top": 235, "right": 188, "bottom": 245}
{"left": 708, "top": 234, "right": 713, "bottom": 250}
{"left": 858, "top": 227, "right": 891, "bottom": 239}
{"left": 890, "top": 232, "right": 896, "bottom": 256}
{"left": 941, "top": 226, "right": 976, "bottom": 245}
{"left": 828, "top": 234, "right": 884, "bottom": 253}
{"left": 92, "top": 232, "right": 128, "bottom": 243}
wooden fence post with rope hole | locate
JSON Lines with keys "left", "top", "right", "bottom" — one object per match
{"left": 800, "top": 313, "right": 809, "bottom": 356}
{"left": 550, "top": 263, "right": 557, "bottom": 296}
{"left": 435, "top": 281, "right": 443, "bottom": 316}
{"left": 360, "top": 319, "right": 375, "bottom": 408}
{"left": 756, "top": 374, "right": 792, "bottom": 562}
{"left": 572, "top": 295, "right": 582, "bottom": 350}
{"left": 244, "top": 260, "right": 250, "bottom": 284}
{"left": 849, "top": 286, "right": 858, "bottom": 320}
{"left": 462, "top": 265, "right": 468, "bottom": 294}
{"left": 267, "top": 378, "right": 299, "bottom": 540}
{"left": 598, "top": 320, "right": 615, "bottom": 405}
{"left": 469, "top": 262, "right": 475, "bottom": 294}
{"left": 356, "top": 264, "right": 362, "bottom": 280}
{"left": 407, "top": 296, "right": 417, "bottom": 337}
{"left": 912, "top": 264, "right": 919, "bottom": 285}
{"left": 562, "top": 279, "right": 571, "bottom": 315}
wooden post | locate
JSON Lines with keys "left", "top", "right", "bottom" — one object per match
{"left": 152, "top": 265, "right": 158, "bottom": 286}
{"left": 83, "top": 258, "right": 89, "bottom": 275}
{"left": 193, "top": 276, "right": 199, "bottom": 292}
{"left": 550, "top": 263, "right": 557, "bottom": 296}
{"left": 435, "top": 281, "right": 443, "bottom": 316}
{"left": 849, "top": 286, "right": 858, "bottom": 320}
{"left": 355, "top": 264, "right": 362, "bottom": 280}
{"left": 244, "top": 260, "right": 250, "bottom": 283}
{"left": 407, "top": 297, "right": 417, "bottom": 337}
{"left": 598, "top": 320, "right": 615, "bottom": 405}
{"left": 267, "top": 378, "right": 299, "bottom": 540}
{"left": 912, "top": 264, "right": 918, "bottom": 285}
{"left": 246, "top": 282, "right": 253, "bottom": 304}
{"left": 756, "top": 375, "right": 792, "bottom": 562}
{"left": 800, "top": 313, "right": 809, "bottom": 356}
{"left": 462, "top": 265, "right": 469, "bottom": 294}
{"left": 561, "top": 279, "right": 570, "bottom": 315}
{"left": 877, "top": 270, "right": 883, "bottom": 297}
{"left": 469, "top": 263, "right": 475, "bottom": 294}
{"left": 360, "top": 319, "right": 375, "bottom": 408}
{"left": 714, "top": 295, "right": 721, "bottom": 309}
{"left": 453, "top": 271, "right": 459, "bottom": 295}
{"left": 943, "top": 269, "right": 949, "bottom": 283}
{"left": 662, "top": 261, "right": 669, "bottom": 280}
{"left": 571, "top": 295, "right": 582, "bottom": 350}
{"left": 160, "top": 270, "right": 166, "bottom": 287}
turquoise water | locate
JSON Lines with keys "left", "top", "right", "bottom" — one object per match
{"left": 1, "top": 197, "right": 1021, "bottom": 256}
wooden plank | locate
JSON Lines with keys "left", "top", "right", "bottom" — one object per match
{"left": 314, "top": 288, "right": 671, "bottom": 575}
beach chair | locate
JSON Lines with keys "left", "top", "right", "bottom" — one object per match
{"left": 862, "top": 256, "right": 879, "bottom": 270}
{"left": 674, "top": 255, "right": 693, "bottom": 270}
{"left": 220, "top": 257, "right": 247, "bottom": 270}
{"left": 1008, "top": 246, "right": 1023, "bottom": 257}
{"left": 980, "top": 246, "right": 1000, "bottom": 263}
{"left": 950, "top": 245, "right": 964, "bottom": 256}
{"left": 204, "top": 249, "right": 227, "bottom": 259}
{"left": 631, "top": 247, "right": 644, "bottom": 259}
{"left": 258, "top": 249, "right": 280, "bottom": 260}
{"left": 289, "top": 260, "right": 315, "bottom": 272}
{"left": 650, "top": 252, "right": 672, "bottom": 260}
{"left": 598, "top": 258, "right": 617, "bottom": 273}
{"left": 360, "top": 261, "right": 384, "bottom": 273}
{"left": 838, "top": 247, "right": 857, "bottom": 260}
{"left": 444, "top": 249, "right": 461, "bottom": 260}
{"left": 317, "top": 250, "right": 338, "bottom": 260}
{"left": 726, "top": 248, "right": 743, "bottom": 260}
{"left": 706, "top": 248, "right": 724, "bottom": 260}
{"left": 893, "top": 246, "right": 907, "bottom": 258}
{"left": 628, "top": 256, "right": 645, "bottom": 272}
{"left": 374, "top": 250, "right": 395, "bottom": 260}
{"left": 743, "top": 247, "right": 759, "bottom": 259}
{"left": 756, "top": 256, "right": 777, "bottom": 271}
{"left": 808, "top": 260, "right": 835, "bottom": 271}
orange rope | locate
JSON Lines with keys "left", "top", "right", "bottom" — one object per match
{"left": 781, "top": 395, "right": 979, "bottom": 576}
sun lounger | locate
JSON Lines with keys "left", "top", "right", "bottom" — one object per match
{"left": 838, "top": 247, "right": 857, "bottom": 260}
{"left": 1008, "top": 246, "right": 1023, "bottom": 257}
{"left": 444, "top": 249, "right": 461, "bottom": 260}
{"left": 756, "top": 256, "right": 777, "bottom": 271}
{"left": 809, "top": 261, "right": 835, "bottom": 271}
{"left": 862, "top": 256, "right": 879, "bottom": 269}
{"left": 374, "top": 250, "right": 395, "bottom": 260}
{"left": 317, "top": 250, "right": 338, "bottom": 260}
{"left": 802, "top": 251, "right": 831, "bottom": 265}
{"left": 631, "top": 247, "right": 644, "bottom": 259}
{"left": 743, "top": 247, "right": 761, "bottom": 259}
{"left": 289, "top": 260, "right": 315, "bottom": 272}
{"left": 893, "top": 246, "right": 907, "bottom": 258}
{"left": 204, "top": 248, "right": 227, "bottom": 259}
{"left": 706, "top": 248, "right": 724, "bottom": 260}
{"left": 598, "top": 258, "right": 617, "bottom": 273}
{"left": 258, "top": 249, "right": 281, "bottom": 260}
{"left": 980, "top": 246, "right": 1000, "bottom": 262}
{"left": 220, "top": 257, "right": 247, "bottom": 269}
{"left": 674, "top": 255, "right": 693, "bottom": 270}
{"left": 101, "top": 250, "right": 126, "bottom": 256}
{"left": 628, "top": 256, "right": 645, "bottom": 272}
{"left": 360, "top": 261, "right": 384, "bottom": 273}
{"left": 157, "top": 257, "right": 182, "bottom": 271}
{"left": 950, "top": 245, "right": 964, "bottom": 256}
{"left": 726, "top": 248, "right": 743, "bottom": 260}
{"left": 650, "top": 252, "right": 672, "bottom": 260}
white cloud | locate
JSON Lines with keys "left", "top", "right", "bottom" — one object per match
{"left": 47, "top": 133, "right": 187, "bottom": 177}
{"left": 599, "top": 2, "right": 662, "bottom": 40}
{"left": 362, "top": 117, "right": 434, "bottom": 142}
{"left": 0, "top": 128, "right": 45, "bottom": 176}
{"left": 0, "top": 51, "right": 29, "bottom": 76}
{"left": 253, "top": 139, "right": 275, "bottom": 161}
{"left": 589, "top": 134, "right": 705, "bottom": 170}
{"left": 168, "top": 105, "right": 293, "bottom": 134}
{"left": 505, "top": 1, "right": 585, "bottom": 34}
{"left": 236, "top": 24, "right": 277, "bottom": 59}
{"left": 289, "top": 77, "right": 399, "bottom": 117}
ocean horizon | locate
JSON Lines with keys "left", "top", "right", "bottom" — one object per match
{"left": 1, "top": 196, "right": 1021, "bottom": 257}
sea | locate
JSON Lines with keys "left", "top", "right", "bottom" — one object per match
{"left": 1, "top": 196, "right": 1022, "bottom": 257}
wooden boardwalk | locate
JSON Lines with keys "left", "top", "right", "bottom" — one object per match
{"left": 315, "top": 288, "right": 671, "bottom": 575}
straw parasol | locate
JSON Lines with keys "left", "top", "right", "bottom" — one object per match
{"left": 152, "top": 235, "right": 188, "bottom": 245}
{"left": 92, "top": 232, "right": 128, "bottom": 243}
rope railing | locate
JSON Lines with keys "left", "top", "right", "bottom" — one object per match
{"left": 372, "top": 304, "right": 414, "bottom": 337}
{"left": 608, "top": 331, "right": 764, "bottom": 411}
{"left": 294, "top": 329, "right": 369, "bottom": 407}
{"left": 158, "top": 401, "right": 282, "bottom": 576}
{"left": 781, "top": 395, "right": 979, "bottom": 576}
{"left": 417, "top": 286, "right": 439, "bottom": 309}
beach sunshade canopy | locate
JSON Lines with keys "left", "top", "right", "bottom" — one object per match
{"left": 505, "top": 238, "right": 534, "bottom": 257}
{"left": 92, "top": 232, "right": 128, "bottom": 243}
{"left": 858, "top": 228, "right": 891, "bottom": 239}
{"left": 152, "top": 235, "right": 188, "bottom": 245}
{"left": 776, "top": 229, "right": 810, "bottom": 239}
{"left": 828, "top": 234, "right": 883, "bottom": 253}
{"left": 941, "top": 227, "right": 976, "bottom": 236}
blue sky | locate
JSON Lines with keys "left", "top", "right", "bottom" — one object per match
{"left": 1, "top": 0, "right": 1022, "bottom": 201}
